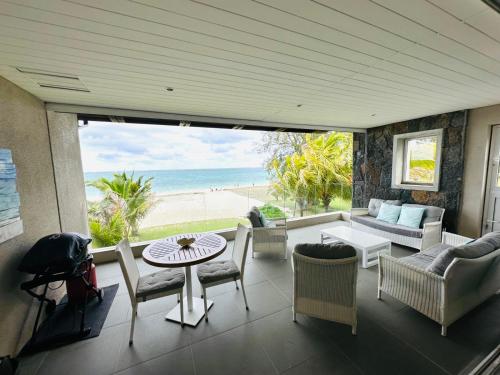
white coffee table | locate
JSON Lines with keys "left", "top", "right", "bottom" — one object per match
{"left": 320, "top": 226, "right": 391, "bottom": 268}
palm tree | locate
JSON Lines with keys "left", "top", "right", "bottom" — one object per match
{"left": 302, "top": 133, "right": 352, "bottom": 212}
{"left": 271, "top": 154, "right": 311, "bottom": 216}
{"left": 87, "top": 172, "right": 155, "bottom": 238}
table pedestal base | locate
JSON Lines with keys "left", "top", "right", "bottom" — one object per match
{"left": 165, "top": 297, "right": 213, "bottom": 327}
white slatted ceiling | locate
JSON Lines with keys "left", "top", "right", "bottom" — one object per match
{"left": 0, "top": 0, "right": 499, "bottom": 129}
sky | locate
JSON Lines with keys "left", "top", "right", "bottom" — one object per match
{"left": 79, "top": 122, "right": 269, "bottom": 172}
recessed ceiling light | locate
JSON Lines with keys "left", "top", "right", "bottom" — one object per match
{"left": 166, "top": 87, "right": 174, "bottom": 92}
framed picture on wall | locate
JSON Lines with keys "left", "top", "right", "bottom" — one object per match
{"left": 0, "top": 148, "right": 23, "bottom": 243}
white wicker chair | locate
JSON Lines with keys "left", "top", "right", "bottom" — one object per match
{"left": 292, "top": 243, "right": 358, "bottom": 335}
{"left": 115, "top": 240, "right": 186, "bottom": 345}
{"left": 247, "top": 207, "right": 287, "bottom": 259}
{"left": 196, "top": 224, "right": 251, "bottom": 321}
{"left": 378, "top": 232, "right": 500, "bottom": 336}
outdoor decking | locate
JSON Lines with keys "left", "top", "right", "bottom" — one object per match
{"left": 18, "top": 222, "right": 499, "bottom": 375}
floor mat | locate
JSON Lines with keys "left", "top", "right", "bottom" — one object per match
{"left": 20, "top": 284, "right": 118, "bottom": 355}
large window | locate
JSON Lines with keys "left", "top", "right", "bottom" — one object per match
{"left": 392, "top": 129, "right": 442, "bottom": 191}
{"left": 78, "top": 122, "right": 353, "bottom": 248}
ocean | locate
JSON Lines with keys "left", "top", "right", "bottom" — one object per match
{"left": 84, "top": 167, "right": 269, "bottom": 200}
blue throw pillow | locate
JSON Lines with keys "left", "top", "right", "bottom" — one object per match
{"left": 397, "top": 206, "right": 426, "bottom": 228}
{"left": 376, "top": 203, "right": 402, "bottom": 224}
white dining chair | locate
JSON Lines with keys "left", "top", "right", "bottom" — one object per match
{"left": 196, "top": 224, "right": 251, "bottom": 321}
{"left": 115, "top": 240, "right": 186, "bottom": 345}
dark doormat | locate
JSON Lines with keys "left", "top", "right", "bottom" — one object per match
{"left": 20, "top": 284, "right": 118, "bottom": 356}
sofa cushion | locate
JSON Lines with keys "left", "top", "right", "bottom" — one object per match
{"left": 425, "top": 248, "right": 455, "bottom": 276}
{"left": 295, "top": 243, "right": 356, "bottom": 259}
{"left": 368, "top": 198, "right": 402, "bottom": 217}
{"left": 136, "top": 269, "right": 185, "bottom": 299}
{"left": 397, "top": 206, "right": 426, "bottom": 228}
{"left": 400, "top": 253, "right": 436, "bottom": 269}
{"left": 351, "top": 215, "right": 423, "bottom": 238}
{"left": 376, "top": 203, "right": 402, "bottom": 224}
{"left": 422, "top": 243, "right": 453, "bottom": 257}
{"left": 426, "top": 232, "right": 500, "bottom": 276}
{"left": 247, "top": 207, "right": 263, "bottom": 228}
{"left": 402, "top": 204, "right": 444, "bottom": 227}
{"left": 197, "top": 260, "right": 240, "bottom": 284}
{"left": 451, "top": 231, "right": 500, "bottom": 258}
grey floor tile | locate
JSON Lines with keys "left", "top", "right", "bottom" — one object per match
{"left": 191, "top": 324, "right": 277, "bottom": 375}
{"left": 282, "top": 349, "right": 362, "bottom": 375}
{"left": 187, "top": 290, "right": 250, "bottom": 344}
{"left": 311, "top": 315, "right": 448, "bottom": 375}
{"left": 36, "top": 324, "right": 126, "bottom": 375}
{"left": 114, "top": 312, "right": 192, "bottom": 372}
{"left": 232, "top": 280, "right": 291, "bottom": 321}
{"left": 249, "top": 309, "right": 333, "bottom": 372}
{"left": 103, "top": 293, "right": 132, "bottom": 329}
{"left": 116, "top": 346, "right": 195, "bottom": 375}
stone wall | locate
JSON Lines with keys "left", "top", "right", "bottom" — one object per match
{"left": 352, "top": 110, "right": 467, "bottom": 232}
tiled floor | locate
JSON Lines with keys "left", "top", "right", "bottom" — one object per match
{"left": 18, "top": 222, "right": 499, "bottom": 375}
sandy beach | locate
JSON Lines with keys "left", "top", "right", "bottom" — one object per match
{"left": 139, "top": 185, "right": 271, "bottom": 228}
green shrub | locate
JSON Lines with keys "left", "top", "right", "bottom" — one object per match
{"left": 259, "top": 203, "right": 286, "bottom": 219}
{"left": 89, "top": 212, "right": 125, "bottom": 248}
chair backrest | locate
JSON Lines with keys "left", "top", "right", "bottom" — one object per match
{"left": 232, "top": 224, "right": 251, "bottom": 277}
{"left": 115, "top": 239, "right": 140, "bottom": 302}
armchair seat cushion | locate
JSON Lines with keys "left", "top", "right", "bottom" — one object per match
{"left": 400, "top": 243, "right": 453, "bottom": 270}
{"left": 136, "top": 269, "right": 185, "bottom": 298}
{"left": 351, "top": 215, "right": 423, "bottom": 238}
{"left": 197, "top": 260, "right": 240, "bottom": 284}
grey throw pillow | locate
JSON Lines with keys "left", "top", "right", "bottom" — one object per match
{"left": 451, "top": 239, "right": 495, "bottom": 259}
{"left": 426, "top": 248, "right": 455, "bottom": 276}
{"left": 295, "top": 243, "right": 356, "bottom": 259}
{"left": 247, "top": 208, "right": 263, "bottom": 228}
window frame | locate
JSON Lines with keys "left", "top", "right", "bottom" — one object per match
{"left": 391, "top": 129, "right": 443, "bottom": 192}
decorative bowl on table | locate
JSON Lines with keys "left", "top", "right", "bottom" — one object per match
{"left": 177, "top": 237, "right": 195, "bottom": 248}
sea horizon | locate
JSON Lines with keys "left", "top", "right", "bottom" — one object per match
{"left": 84, "top": 166, "right": 270, "bottom": 200}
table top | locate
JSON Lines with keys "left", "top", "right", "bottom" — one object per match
{"left": 321, "top": 226, "right": 391, "bottom": 251}
{"left": 142, "top": 233, "right": 227, "bottom": 268}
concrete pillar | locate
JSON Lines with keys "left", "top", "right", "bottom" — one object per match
{"left": 46, "top": 111, "right": 89, "bottom": 235}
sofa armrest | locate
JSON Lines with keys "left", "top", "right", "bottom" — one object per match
{"left": 350, "top": 208, "right": 369, "bottom": 217}
{"left": 378, "top": 253, "right": 444, "bottom": 323}
{"left": 441, "top": 232, "right": 473, "bottom": 247}
{"left": 421, "top": 221, "right": 442, "bottom": 251}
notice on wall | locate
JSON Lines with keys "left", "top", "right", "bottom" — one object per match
{"left": 0, "top": 148, "right": 23, "bottom": 243}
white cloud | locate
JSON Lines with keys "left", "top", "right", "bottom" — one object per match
{"left": 79, "top": 122, "right": 268, "bottom": 172}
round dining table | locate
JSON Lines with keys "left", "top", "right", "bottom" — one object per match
{"left": 142, "top": 232, "right": 227, "bottom": 327}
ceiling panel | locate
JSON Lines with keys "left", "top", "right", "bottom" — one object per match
{"left": 0, "top": 0, "right": 499, "bottom": 129}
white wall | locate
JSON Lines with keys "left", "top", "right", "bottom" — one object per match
{"left": 459, "top": 104, "right": 500, "bottom": 237}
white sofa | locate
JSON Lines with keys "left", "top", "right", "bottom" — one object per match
{"left": 351, "top": 198, "right": 445, "bottom": 251}
{"left": 378, "top": 231, "right": 500, "bottom": 336}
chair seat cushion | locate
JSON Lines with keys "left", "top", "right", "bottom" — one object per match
{"left": 136, "top": 269, "right": 185, "bottom": 299}
{"left": 351, "top": 215, "right": 423, "bottom": 238}
{"left": 197, "top": 260, "right": 240, "bottom": 284}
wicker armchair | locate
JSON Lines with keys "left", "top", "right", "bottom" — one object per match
{"left": 246, "top": 206, "right": 287, "bottom": 259}
{"left": 378, "top": 232, "right": 500, "bottom": 336}
{"left": 292, "top": 243, "right": 358, "bottom": 335}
